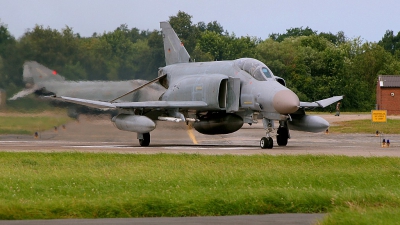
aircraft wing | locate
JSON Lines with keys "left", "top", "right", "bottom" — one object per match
{"left": 48, "top": 96, "right": 116, "bottom": 108}
{"left": 300, "top": 96, "right": 343, "bottom": 108}
{"left": 47, "top": 96, "right": 208, "bottom": 109}
{"left": 114, "top": 101, "right": 208, "bottom": 108}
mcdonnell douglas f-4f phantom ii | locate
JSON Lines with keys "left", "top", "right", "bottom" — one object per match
{"left": 49, "top": 21, "right": 342, "bottom": 149}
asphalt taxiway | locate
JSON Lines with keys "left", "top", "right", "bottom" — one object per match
{"left": 0, "top": 114, "right": 399, "bottom": 156}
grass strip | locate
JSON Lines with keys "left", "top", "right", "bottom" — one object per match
{"left": 0, "top": 115, "right": 71, "bottom": 135}
{"left": 321, "top": 207, "right": 400, "bottom": 225}
{"left": 0, "top": 152, "right": 399, "bottom": 221}
{"left": 329, "top": 119, "right": 400, "bottom": 134}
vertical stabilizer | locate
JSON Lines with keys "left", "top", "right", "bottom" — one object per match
{"left": 160, "top": 22, "right": 191, "bottom": 65}
{"left": 24, "top": 61, "right": 65, "bottom": 85}
{"left": 9, "top": 61, "right": 65, "bottom": 100}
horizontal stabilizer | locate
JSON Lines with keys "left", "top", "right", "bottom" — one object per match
{"left": 9, "top": 88, "right": 37, "bottom": 100}
{"left": 300, "top": 96, "right": 343, "bottom": 108}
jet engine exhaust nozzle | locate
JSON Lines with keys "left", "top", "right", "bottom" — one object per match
{"left": 273, "top": 90, "right": 300, "bottom": 114}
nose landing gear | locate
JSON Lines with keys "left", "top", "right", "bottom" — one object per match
{"left": 260, "top": 118, "right": 274, "bottom": 149}
{"left": 260, "top": 136, "right": 273, "bottom": 149}
{"left": 260, "top": 118, "right": 290, "bottom": 149}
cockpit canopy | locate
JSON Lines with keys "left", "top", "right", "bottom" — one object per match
{"left": 234, "top": 58, "right": 274, "bottom": 81}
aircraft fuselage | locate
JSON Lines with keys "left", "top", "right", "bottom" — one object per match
{"left": 159, "top": 58, "right": 300, "bottom": 118}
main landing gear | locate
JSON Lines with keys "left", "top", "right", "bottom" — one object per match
{"left": 138, "top": 132, "right": 150, "bottom": 146}
{"left": 277, "top": 121, "right": 289, "bottom": 146}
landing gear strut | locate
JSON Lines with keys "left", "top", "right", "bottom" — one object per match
{"left": 138, "top": 133, "right": 150, "bottom": 146}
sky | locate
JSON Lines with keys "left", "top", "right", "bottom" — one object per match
{"left": 1, "top": 0, "right": 400, "bottom": 42}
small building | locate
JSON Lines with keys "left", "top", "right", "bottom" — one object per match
{"left": 376, "top": 75, "right": 400, "bottom": 115}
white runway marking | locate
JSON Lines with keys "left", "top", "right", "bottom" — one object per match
{"left": 65, "top": 145, "right": 131, "bottom": 148}
{"left": 163, "top": 146, "right": 256, "bottom": 150}
{"left": 63, "top": 145, "right": 256, "bottom": 150}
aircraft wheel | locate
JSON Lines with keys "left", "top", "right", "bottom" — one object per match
{"left": 139, "top": 133, "right": 150, "bottom": 146}
{"left": 277, "top": 127, "right": 289, "bottom": 146}
{"left": 67, "top": 107, "right": 79, "bottom": 119}
{"left": 260, "top": 137, "right": 273, "bottom": 149}
{"left": 267, "top": 137, "right": 273, "bottom": 149}
{"left": 260, "top": 137, "right": 268, "bottom": 149}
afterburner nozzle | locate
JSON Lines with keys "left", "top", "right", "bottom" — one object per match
{"left": 273, "top": 90, "right": 300, "bottom": 114}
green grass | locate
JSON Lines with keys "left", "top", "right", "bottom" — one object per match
{"left": 5, "top": 96, "right": 54, "bottom": 113}
{"left": 1, "top": 96, "right": 71, "bottom": 134}
{"left": 0, "top": 152, "right": 400, "bottom": 223}
{"left": 0, "top": 114, "right": 72, "bottom": 134}
{"left": 321, "top": 207, "right": 400, "bottom": 225}
{"left": 329, "top": 119, "right": 400, "bottom": 134}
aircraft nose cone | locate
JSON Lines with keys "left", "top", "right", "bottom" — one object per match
{"left": 273, "top": 90, "right": 300, "bottom": 114}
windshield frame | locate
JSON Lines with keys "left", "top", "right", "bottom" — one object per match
{"left": 234, "top": 58, "right": 274, "bottom": 81}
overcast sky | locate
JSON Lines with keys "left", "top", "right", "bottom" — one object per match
{"left": 1, "top": 0, "right": 399, "bottom": 42}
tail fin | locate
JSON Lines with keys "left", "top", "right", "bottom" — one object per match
{"left": 23, "top": 61, "right": 65, "bottom": 86}
{"left": 9, "top": 61, "right": 65, "bottom": 100}
{"left": 160, "top": 22, "right": 191, "bottom": 65}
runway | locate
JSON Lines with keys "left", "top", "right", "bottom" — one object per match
{"left": 0, "top": 114, "right": 399, "bottom": 156}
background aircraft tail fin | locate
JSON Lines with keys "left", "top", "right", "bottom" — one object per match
{"left": 9, "top": 61, "right": 65, "bottom": 100}
{"left": 160, "top": 22, "right": 191, "bottom": 65}
{"left": 23, "top": 61, "right": 65, "bottom": 85}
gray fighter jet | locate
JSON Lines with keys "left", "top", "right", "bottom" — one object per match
{"left": 48, "top": 21, "right": 342, "bottom": 149}
{"left": 10, "top": 61, "right": 166, "bottom": 118}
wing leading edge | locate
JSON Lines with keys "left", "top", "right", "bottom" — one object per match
{"left": 47, "top": 96, "right": 208, "bottom": 109}
{"left": 300, "top": 96, "right": 343, "bottom": 108}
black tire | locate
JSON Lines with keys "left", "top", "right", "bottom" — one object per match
{"left": 267, "top": 137, "right": 273, "bottom": 149}
{"left": 67, "top": 107, "right": 79, "bottom": 119}
{"left": 260, "top": 137, "right": 273, "bottom": 149}
{"left": 277, "top": 127, "right": 289, "bottom": 146}
{"left": 260, "top": 137, "right": 268, "bottom": 149}
{"left": 139, "top": 133, "right": 150, "bottom": 146}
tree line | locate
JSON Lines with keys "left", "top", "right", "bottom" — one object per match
{"left": 1, "top": 11, "right": 400, "bottom": 111}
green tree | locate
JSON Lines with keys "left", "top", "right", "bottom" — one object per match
{"left": 0, "top": 22, "right": 22, "bottom": 91}
{"left": 0, "top": 22, "right": 16, "bottom": 57}
{"left": 378, "top": 30, "right": 400, "bottom": 55}
{"left": 319, "top": 31, "right": 346, "bottom": 45}
{"left": 62, "top": 61, "right": 88, "bottom": 80}
{"left": 197, "top": 31, "right": 228, "bottom": 61}
{"left": 144, "top": 30, "right": 164, "bottom": 77}
{"left": 17, "top": 25, "right": 81, "bottom": 79}
{"left": 270, "top": 27, "right": 317, "bottom": 42}
{"left": 77, "top": 37, "right": 109, "bottom": 80}
{"left": 258, "top": 35, "right": 348, "bottom": 103}
{"left": 168, "top": 11, "right": 200, "bottom": 54}
{"left": 197, "top": 21, "right": 224, "bottom": 35}
{"left": 197, "top": 31, "right": 258, "bottom": 61}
